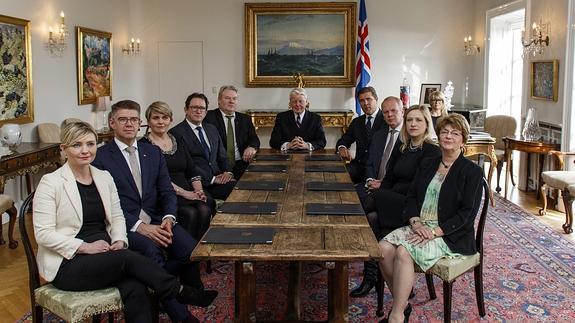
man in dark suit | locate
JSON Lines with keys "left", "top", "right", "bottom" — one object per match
{"left": 92, "top": 100, "right": 217, "bottom": 323}
{"left": 336, "top": 86, "right": 385, "bottom": 184}
{"left": 204, "top": 85, "right": 260, "bottom": 179}
{"left": 269, "top": 87, "right": 326, "bottom": 151}
{"left": 351, "top": 96, "right": 404, "bottom": 298}
{"left": 170, "top": 93, "right": 236, "bottom": 201}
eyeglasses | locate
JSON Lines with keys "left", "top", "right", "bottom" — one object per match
{"left": 430, "top": 99, "right": 444, "bottom": 103}
{"left": 188, "top": 105, "right": 207, "bottom": 112}
{"left": 439, "top": 129, "right": 462, "bottom": 137}
{"left": 116, "top": 117, "right": 141, "bottom": 125}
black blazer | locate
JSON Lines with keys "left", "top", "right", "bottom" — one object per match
{"left": 269, "top": 110, "right": 327, "bottom": 150}
{"left": 364, "top": 125, "right": 401, "bottom": 180}
{"left": 169, "top": 120, "right": 230, "bottom": 187}
{"left": 403, "top": 154, "right": 484, "bottom": 255}
{"left": 335, "top": 109, "right": 385, "bottom": 165}
{"left": 204, "top": 109, "right": 260, "bottom": 157}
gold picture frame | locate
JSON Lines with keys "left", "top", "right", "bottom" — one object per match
{"left": 531, "top": 60, "right": 558, "bottom": 101}
{"left": 0, "top": 14, "right": 33, "bottom": 125}
{"left": 76, "top": 26, "right": 112, "bottom": 105}
{"left": 245, "top": 2, "right": 356, "bottom": 88}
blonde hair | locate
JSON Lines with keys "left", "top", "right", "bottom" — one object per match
{"left": 145, "top": 101, "right": 173, "bottom": 122}
{"left": 428, "top": 90, "right": 448, "bottom": 116}
{"left": 435, "top": 113, "right": 471, "bottom": 144}
{"left": 400, "top": 105, "right": 437, "bottom": 152}
{"left": 60, "top": 121, "right": 98, "bottom": 146}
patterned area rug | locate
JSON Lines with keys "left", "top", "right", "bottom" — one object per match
{"left": 18, "top": 195, "right": 575, "bottom": 322}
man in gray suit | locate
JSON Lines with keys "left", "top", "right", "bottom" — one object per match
{"left": 170, "top": 93, "right": 236, "bottom": 201}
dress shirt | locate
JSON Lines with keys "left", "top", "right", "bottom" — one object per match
{"left": 219, "top": 109, "right": 241, "bottom": 161}
{"left": 185, "top": 119, "right": 211, "bottom": 151}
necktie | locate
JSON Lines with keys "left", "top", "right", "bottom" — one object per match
{"left": 125, "top": 146, "right": 151, "bottom": 224}
{"left": 296, "top": 114, "right": 302, "bottom": 128}
{"left": 226, "top": 115, "right": 236, "bottom": 167}
{"left": 196, "top": 126, "right": 210, "bottom": 159}
{"left": 377, "top": 129, "right": 397, "bottom": 180}
{"left": 366, "top": 115, "right": 373, "bottom": 133}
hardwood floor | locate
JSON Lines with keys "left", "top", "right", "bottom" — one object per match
{"left": 0, "top": 181, "right": 573, "bottom": 322}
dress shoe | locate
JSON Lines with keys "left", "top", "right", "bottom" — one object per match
{"left": 349, "top": 279, "right": 376, "bottom": 297}
{"left": 379, "top": 303, "right": 412, "bottom": 323}
{"left": 176, "top": 285, "right": 218, "bottom": 307}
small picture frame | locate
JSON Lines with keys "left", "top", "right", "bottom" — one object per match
{"left": 531, "top": 60, "right": 558, "bottom": 101}
{"left": 419, "top": 83, "right": 442, "bottom": 105}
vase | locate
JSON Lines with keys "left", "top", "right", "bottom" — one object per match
{"left": 0, "top": 123, "right": 22, "bottom": 147}
{"left": 522, "top": 107, "right": 542, "bottom": 141}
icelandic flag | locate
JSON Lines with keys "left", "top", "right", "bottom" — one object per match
{"left": 355, "top": 0, "right": 372, "bottom": 116}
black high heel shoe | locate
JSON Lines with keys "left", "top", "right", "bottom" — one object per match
{"left": 379, "top": 303, "right": 412, "bottom": 323}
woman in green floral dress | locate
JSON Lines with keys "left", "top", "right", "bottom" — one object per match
{"left": 378, "top": 114, "right": 484, "bottom": 323}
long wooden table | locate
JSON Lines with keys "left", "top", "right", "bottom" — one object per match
{"left": 192, "top": 149, "right": 381, "bottom": 322}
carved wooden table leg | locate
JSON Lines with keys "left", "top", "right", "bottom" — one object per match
{"left": 6, "top": 204, "right": 18, "bottom": 249}
{"left": 235, "top": 262, "right": 256, "bottom": 323}
{"left": 286, "top": 261, "right": 301, "bottom": 320}
{"left": 328, "top": 261, "right": 349, "bottom": 322}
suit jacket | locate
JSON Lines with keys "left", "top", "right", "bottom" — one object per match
{"left": 364, "top": 125, "right": 401, "bottom": 180}
{"left": 204, "top": 109, "right": 260, "bottom": 158}
{"left": 33, "top": 163, "right": 128, "bottom": 281}
{"left": 269, "top": 110, "right": 327, "bottom": 150}
{"left": 170, "top": 120, "right": 230, "bottom": 187}
{"left": 92, "top": 140, "right": 177, "bottom": 229}
{"left": 403, "top": 154, "right": 484, "bottom": 255}
{"left": 335, "top": 109, "right": 384, "bottom": 166}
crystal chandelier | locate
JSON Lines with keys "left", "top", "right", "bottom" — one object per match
{"left": 521, "top": 18, "right": 550, "bottom": 58}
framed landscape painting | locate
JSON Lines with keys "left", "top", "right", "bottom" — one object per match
{"left": 531, "top": 60, "right": 558, "bottom": 101}
{"left": 245, "top": 2, "right": 356, "bottom": 87}
{"left": 76, "top": 26, "right": 112, "bottom": 105}
{"left": 0, "top": 14, "right": 33, "bottom": 125}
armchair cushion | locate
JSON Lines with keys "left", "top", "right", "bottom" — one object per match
{"left": 35, "top": 284, "right": 123, "bottom": 322}
{"left": 541, "top": 171, "right": 575, "bottom": 190}
{"left": 425, "top": 253, "right": 481, "bottom": 283}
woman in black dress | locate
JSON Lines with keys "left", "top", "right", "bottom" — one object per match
{"left": 140, "top": 101, "right": 212, "bottom": 240}
{"left": 368, "top": 105, "right": 440, "bottom": 238}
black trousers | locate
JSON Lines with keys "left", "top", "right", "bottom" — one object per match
{"left": 52, "top": 249, "right": 180, "bottom": 323}
{"left": 206, "top": 180, "right": 236, "bottom": 200}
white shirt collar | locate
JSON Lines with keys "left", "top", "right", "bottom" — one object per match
{"left": 185, "top": 118, "right": 203, "bottom": 130}
{"left": 114, "top": 137, "right": 138, "bottom": 152}
{"left": 294, "top": 110, "right": 306, "bottom": 120}
{"left": 219, "top": 109, "right": 235, "bottom": 119}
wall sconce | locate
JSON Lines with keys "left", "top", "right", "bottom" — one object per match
{"left": 521, "top": 18, "right": 550, "bottom": 58}
{"left": 94, "top": 96, "right": 111, "bottom": 131}
{"left": 47, "top": 11, "right": 68, "bottom": 56}
{"left": 463, "top": 35, "right": 480, "bottom": 56}
{"left": 122, "top": 38, "right": 141, "bottom": 55}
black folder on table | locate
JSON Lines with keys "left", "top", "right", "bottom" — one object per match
{"left": 286, "top": 149, "right": 313, "bottom": 154}
{"left": 254, "top": 154, "right": 291, "bottom": 161}
{"left": 218, "top": 202, "right": 278, "bottom": 214}
{"left": 235, "top": 181, "right": 285, "bottom": 191}
{"left": 201, "top": 227, "right": 276, "bottom": 244}
{"left": 306, "top": 181, "right": 355, "bottom": 191}
{"left": 304, "top": 165, "right": 347, "bottom": 173}
{"left": 305, "top": 203, "right": 365, "bottom": 216}
{"left": 305, "top": 155, "right": 342, "bottom": 161}
{"left": 246, "top": 164, "right": 288, "bottom": 173}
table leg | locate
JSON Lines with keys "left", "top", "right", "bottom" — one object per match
{"left": 536, "top": 154, "right": 544, "bottom": 200}
{"left": 504, "top": 149, "right": 510, "bottom": 199}
{"left": 328, "top": 262, "right": 349, "bottom": 322}
{"left": 486, "top": 149, "right": 497, "bottom": 207}
{"left": 286, "top": 261, "right": 301, "bottom": 320}
{"left": 235, "top": 262, "right": 256, "bottom": 323}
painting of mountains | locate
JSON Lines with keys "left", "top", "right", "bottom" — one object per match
{"left": 256, "top": 14, "right": 346, "bottom": 76}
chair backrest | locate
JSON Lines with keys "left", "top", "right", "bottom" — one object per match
{"left": 18, "top": 192, "right": 40, "bottom": 301}
{"left": 37, "top": 123, "right": 60, "bottom": 143}
{"left": 483, "top": 115, "right": 517, "bottom": 151}
{"left": 476, "top": 178, "right": 490, "bottom": 258}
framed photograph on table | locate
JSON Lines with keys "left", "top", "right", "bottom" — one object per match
{"left": 245, "top": 2, "right": 356, "bottom": 87}
{"left": 419, "top": 83, "right": 442, "bottom": 105}
{"left": 76, "top": 26, "right": 112, "bottom": 105}
{"left": 0, "top": 14, "right": 33, "bottom": 125}
{"left": 531, "top": 60, "right": 558, "bottom": 101}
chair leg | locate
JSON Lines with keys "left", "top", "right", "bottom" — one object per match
{"left": 32, "top": 305, "right": 43, "bottom": 323}
{"left": 442, "top": 281, "right": 453, "bottom": 323}
{"left": 425, "top": 273, "right": 437, "bottom": 300}
{"left": 495, "top": 160, "right": 503, "bottom": 193}
{"left": 206, "top": 260, "right": 213, "bottom": 274}
{"left": 474, "top": 264, "right": 486, "bottom": 317}
{"left": 539, "top": 184, "right": 548, "bottom": 216}
{"left": 6, "top": 204, "right": 18, "bottom": 249}
{"left": 562, "top": 192, "right": 574, "bottom": 234}
{"left": 376, "top": 266, "right": 385, "bottom": 317}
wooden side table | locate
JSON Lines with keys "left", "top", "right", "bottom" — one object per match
{"left": 503, "top": 137, "right": 560, "bottom": 199}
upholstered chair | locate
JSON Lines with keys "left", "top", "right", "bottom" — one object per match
{"left": 483, "top": 115, "right": 517, "bottom": 193}
{"left": 0, "top": 194, "right": 18, "bottom": 249}
{"left": 37, "top": 123, "right": 60, "bottom": 143}
{"left": 19, "top": 192, "right": 124, "bottom": 322}
{"left": 539, "top": 151, "right": 575, "bottom": 234}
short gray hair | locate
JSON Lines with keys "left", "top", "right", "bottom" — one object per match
{"left": 218, "top": 85, "right": 238, "bottom": 99}
{"left": 289, "top": 87, "right": 308, "bottom": 101}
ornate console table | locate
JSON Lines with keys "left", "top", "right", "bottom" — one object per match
{"left": 245, "top": 109, "right": 354, "bottom": 133}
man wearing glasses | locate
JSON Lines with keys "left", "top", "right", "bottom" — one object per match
{"left": 93, "top": 100, "right": 217, "bottom": 322}
{"left": 170, "top": 93, "right": 236, "bottom": 201}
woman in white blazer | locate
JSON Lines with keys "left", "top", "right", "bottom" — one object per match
{"left": 33, "top": 121, "right": 208, "bottom": 323}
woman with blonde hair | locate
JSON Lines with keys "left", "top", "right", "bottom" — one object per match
{"left": 428, "top": 90, "right": 448, "bottom": 127}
